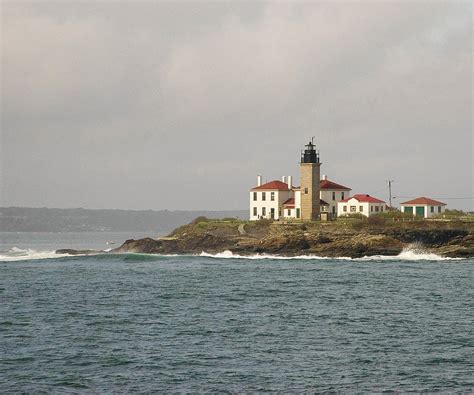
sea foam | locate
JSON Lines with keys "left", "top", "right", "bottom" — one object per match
{"left": 0, "top": 247, "right": 72, "bottom": 262}
{"left": 199, "top": 247, "right": 462, "bottom": 261}
{"left": 0, "top": 246, "right": 462, "bottom": 262}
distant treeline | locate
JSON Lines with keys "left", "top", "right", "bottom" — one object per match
{"left": 0, "top": 207, "right": 248, "bottom": 233}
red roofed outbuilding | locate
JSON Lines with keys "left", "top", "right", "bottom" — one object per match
{"left": 337, "top": 194, "right": 387, "bottom": 217}
{"left": 400, "top": 197, "right": 446, "bottom": 218}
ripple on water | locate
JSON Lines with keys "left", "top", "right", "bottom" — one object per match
{"left": 0, "top": 255, "right": 473, "bottom": 392}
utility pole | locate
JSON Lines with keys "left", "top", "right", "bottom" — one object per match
{"left": 388, "top": 180, "right": 395, "bottom": 207}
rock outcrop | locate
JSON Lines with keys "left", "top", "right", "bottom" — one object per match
{"left": 55, "top": 217, "right": 474, "bottom": 258}
{"left": 106, "top": 218, "right": 474, "bottom": 258}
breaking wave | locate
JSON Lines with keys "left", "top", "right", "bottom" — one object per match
{"left": 1, "top": 247, "right": 464, "bottom": 263}
{"left": 0, "top": 248, "right": 179, "bottom": 263}
{"left": 199, "top": 251, "right": 342, "bottom": 260}
{"left": 362, "top": 249, "right": 462, "bottom": 261}
{"left": 200, "top": 247, "right": 463, "bottom": 261}
{"left": 0, "top": 247, "right": 73, "bottom": 262}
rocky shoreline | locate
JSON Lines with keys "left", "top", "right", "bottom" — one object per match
{"left": 56, "top": 217, "right": 474, "bottom": 259}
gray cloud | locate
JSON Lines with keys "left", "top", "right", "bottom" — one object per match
{"left": 1, "top": 2, "right": 472, "bottom": 210}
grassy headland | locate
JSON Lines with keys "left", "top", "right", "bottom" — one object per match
{"left": 113, "top": 213, "right": 474, "bottom": 258}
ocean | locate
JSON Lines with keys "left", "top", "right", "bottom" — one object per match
{"left": 1, "top": 232, "right": 473, "bottom": 392}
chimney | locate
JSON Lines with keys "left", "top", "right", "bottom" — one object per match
{"left": 322, "top": 174, "right": 328, "bottom": 180}
{"left": 257, "top": 175, "right": 262, "bottom": 186}
{"left": 282, "top": 176, "right": 287, "bottom": 183}
{"left": 287, "top": 176, "right": 292, "bottom": 189}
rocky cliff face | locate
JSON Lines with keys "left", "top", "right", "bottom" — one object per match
{"left": 110, "top": 219, "right": 474, "bottom": 258}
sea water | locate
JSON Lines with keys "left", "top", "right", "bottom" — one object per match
{"left": 1, "top": 232, "right": 473, "bottom": 392}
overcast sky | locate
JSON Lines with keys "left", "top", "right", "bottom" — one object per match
{"left": 1, "top": 1, "right": 472, "bottom": 211}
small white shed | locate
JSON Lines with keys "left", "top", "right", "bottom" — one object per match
{"left": 400, "top": 197, "right": 446, "bottom": 218}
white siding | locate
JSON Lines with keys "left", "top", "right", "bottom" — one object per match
{"left": 338, "top": 198, "right": 386, "bottom": 217}
{"left": 249, "top": 189, "right": 292, "bottom": 220}
{"left": 321, "top": 189, "right": 350, "bottom": 217}
{"left": 295, "top": 190, "right": 301, "bottom": 211}
{"left": 279, "top": 190, "right": 301, "bottom": 219}
{"left": 400, "top": 204, "right": 446, "bottom": 218}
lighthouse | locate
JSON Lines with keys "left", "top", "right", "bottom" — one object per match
{"left": 300, "top": 139, "right": 321, "bottom": 220}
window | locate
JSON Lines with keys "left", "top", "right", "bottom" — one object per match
{"left": 359, "top": 206, "right": 363, "bottom": 212}
{"left": 380, "top": 206, "right": 383, "bottom": 212}
{"left": 350, "top": 206, "right": 356, "bottom": 212}
{"left": 262, "top": 192, "right": 266, "bottom": 201}
{"left": 332, "top": 206, "right": 336, "bottom": 214}
{"left": 332, "top": 192, "right": 336, "bottom": 201}
{"left": 304, "top": 188, "right": 308, "bottom": 194}
{"left": 341, "top": 192, "right": 345, "bottom": 200}
{"left": 438, "top": 206, "right": 441, "bottom": 213}
{"left": 375, "top": 206, "right": 379, "bottom": 212}
{"left": 287, "top": 209, "right": 291, "bottom": 216}
{"left": 253, "top": 192, "right": 257, "bottom": 201}
{"left": 270, "top": 208, "right": 275, "bottom": 219}
{"left": 343, "top": 206, "right": 347, "bottom": 212}
{"left": 371, "top": 206, "right": 374, "bottom": 212}
{"left": 431, "top": 206, "right": 434, "bottom": 213}
{"left": 253, "top": 207, "right": 257, "bottom": 216}
{"left": 296, "top": 208, "right": 300, "bottom": 218}
{"left": 262, "top": 207, "right": 266, "bottom": 216}
{"left": 270, "top": 192, "right": 275, "bottom": 201}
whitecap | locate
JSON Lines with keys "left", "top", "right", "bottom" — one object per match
{"left": 355, "top": 246, "right": 463, "bottom": 261}
{"left": 0, "top": 247, "right": 71, "bottom": 262}
{"left": 199, "top": 247, "right": 463, "bottom": 262}
{"left": 199, "top": 250, "right": 349, "bottom": 260}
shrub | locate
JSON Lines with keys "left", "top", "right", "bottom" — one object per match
{"left": 378, "top": 211, "right": 413, "bottom": 220}
{"left": 341, "top": 213, "right": 365, "bottom": 220}
{"left": 257, "top": 218, "right": 273, "bottom": 225}
{"left": 444, "top": 209, "right": 466, "bottom": 217}
{"left": 351, "top": 220, "right": 366, "bottom": 231}
{"left": 368, "top": 215, "right": 386, "bottom": 227}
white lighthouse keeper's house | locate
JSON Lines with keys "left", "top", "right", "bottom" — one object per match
{"left": 249, "top": 176, "right": 294, "bottom": 220}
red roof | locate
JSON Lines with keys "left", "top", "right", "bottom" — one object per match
{"left": 400, "top": 197, "right": 446, "bottom": 206}
{"left": 340, "top": 194, "right": 386, "bottom": 203}
{"left": 320, "top": 179, "right": 351, "bottom": 190}
{"left": 251, "top": 180, "right": 290, "bottom": 191}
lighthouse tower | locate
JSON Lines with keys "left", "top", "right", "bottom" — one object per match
{"left": 300, "top": 139, "right": 321, "bottom": 220}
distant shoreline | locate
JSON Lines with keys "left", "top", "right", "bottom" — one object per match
{"left": 0, "top": 207, "right": 247, "bottom": 233}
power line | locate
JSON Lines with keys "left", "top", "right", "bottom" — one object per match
{"left": 368, "top": 187, "right": 387, "bottom": 196}
{"left": 394, "top": 196, "right": 474, "bottom": 200}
